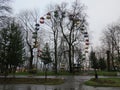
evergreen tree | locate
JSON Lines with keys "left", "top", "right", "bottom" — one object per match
{"left": 0, "top": 21, "right": 25, "bottom": 77}
{"left": 40, "top": 43, "right": 52, "bottom": 65}
{"left": 40, "top": 43, "right": 52, "bottom": 80}
{"left": 0, "top": 27, "right": 9, "bottom": 76}
{"left": 89, "top": 51, "right": 98, "bottom": 79}
{"left": 98, "top": 58, "right": 106, "bottom": 71}
{"left": 7, "top": 22, "right": 24, "bottom": 74}
{"left": 90, "top": 51, "right": 98, "bottom": 69}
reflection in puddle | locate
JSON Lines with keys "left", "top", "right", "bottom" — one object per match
{"left": 0, "top": 84, "right": 120, "bottom": 90}
{"left": 27, "top": 86, "right": 31, "bottom": 90}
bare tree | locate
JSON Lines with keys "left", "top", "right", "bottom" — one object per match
{"left": 0, "top": 0, "right": 12, "bottom": 26}
{"left": 40, "top": 1, "right": 88, "bottom": 73}
{"left": 18, "top": 10, "right": 41, "bottom": 71}
{"left": 101, "top": 23, "right": 120, "bottom": 71}
{"left": 57, "top": 1, "right": 88, "bottom": 73}
{"left": 40, "top": 5, "right": 61, "bottom": 74}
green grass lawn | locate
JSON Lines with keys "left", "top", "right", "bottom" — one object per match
{"left": 11, "top": 70, "right": 118, "bottom": 76}
{"left": 87, "top": 71, "right": 117, "bottom": 76}
{"left": 84, "top": 78, "right": 120, "bottom": 87}
{"left": 14, "top": 71, "right": 79, "bottom": 76}
{"left": 0, "top": 77, "right": 64, "bottom": 85}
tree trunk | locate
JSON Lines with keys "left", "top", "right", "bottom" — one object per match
{"left": 44, "top": 64, "right": 47, "bottom": 80}
{"left": 106, "top": 50, "right": 110, "bottom": 71}
{"left": 4, "top": 64, "right": 8, "bottom": 81}
{"left": 54, "top": 43, "right": 58, "bottom": 74}
{"left": 13, "top": 66, "right": 16, "bottom": 78}
{"left": 69, "top": 43, "right": 72, "bottom": 73}
{"left": 54, "top": 32, "right": 58, "bottom": 74}
{"left": 26, "top": 31, "right": 34, "bottom": 71}
{"left": 111, "top": 45, "right": 116, "bottom": 71}
{"left": 29, "top": 45, "right": 34, "bottom": 70}
{"left": 111, "top": 53, "right": 116, "bottom": 71}
{"left": 94, "top": 69, "right": 98, "bottom": 79}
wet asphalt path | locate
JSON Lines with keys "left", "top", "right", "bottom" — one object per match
{"left": 0, "top": 76, "right": 120, "bottom": 90}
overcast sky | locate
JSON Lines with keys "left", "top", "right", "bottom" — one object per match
{"left": 12, "top": 0, "right": 120, "bottom": 47}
